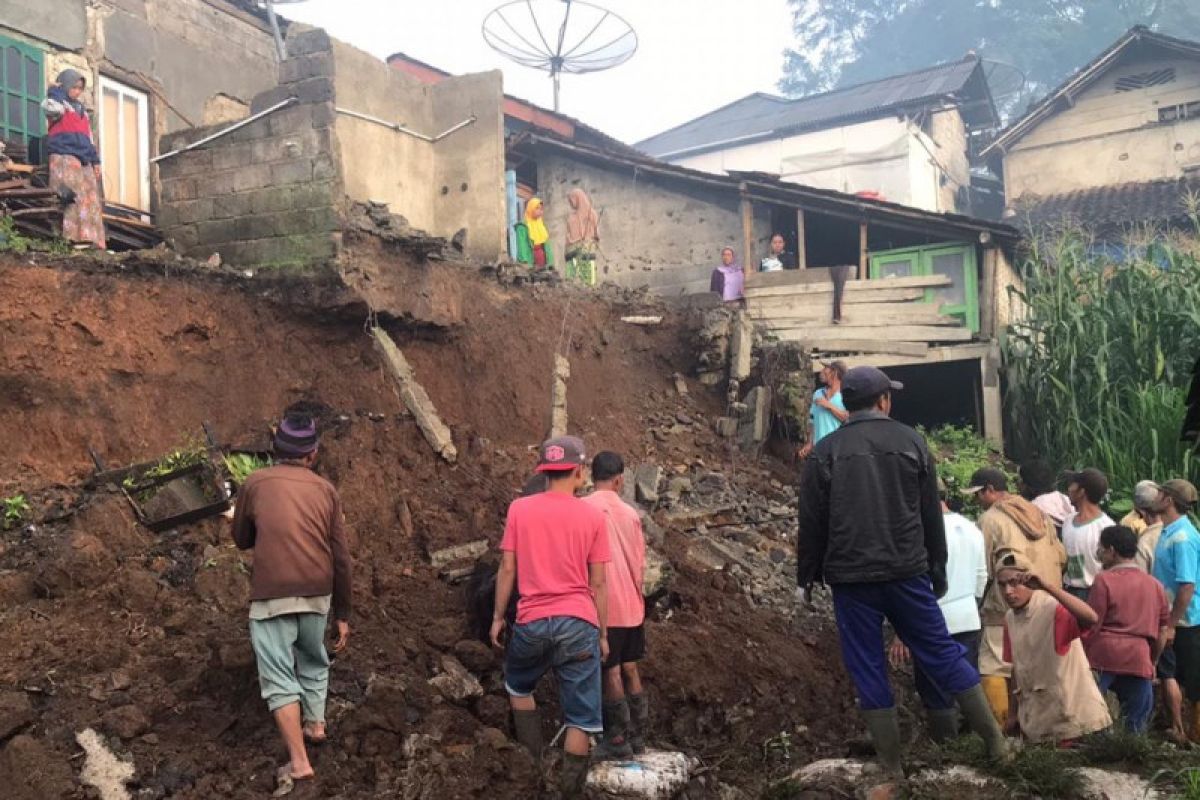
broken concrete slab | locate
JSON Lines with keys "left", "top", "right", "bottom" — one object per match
{"left": 714, "top": 417, "right": 738, "bottom": 438}
{"left": 685, "top": 539, "right": 731, "bottom": 572}
{"left": 428, "top": 655, "right": 483, "bottom": 704}
{"left": 372, "top": 327, "right": 458, "bottom": 463}
{"left": 549, "top": 354, "right": 570, "bottom": 438}
{"left": 429, "top": 539, "right": 488, "bottom": 569}
{"left": 738, "top": 386, "right": 771, "bottom": 447}
{"left": 729, "top": 309, "right": 753, "bottom": 381}
{"left": 643, "top": 547, "right": 671, "bottom": 597}
{"left": 672, "top": 373, "right": 688, "bottom": 395}
{"left": 76, "top": 728, "right": 135, "bottom": 800}
{"left": 634, "top": 464, "right": 662, "bottom": 505}
{"left": 587, "top": 749, "right": 692, "bottom": 798}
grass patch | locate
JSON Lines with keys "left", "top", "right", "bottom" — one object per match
{"left": 2, "top": 494, "right": 30, "bottom": 530}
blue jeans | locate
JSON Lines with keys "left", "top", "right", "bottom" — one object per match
{"left": 504, "top": 616, "right": 602, "bottom": 733}
{"left": 1097, "top": 671, "right": 1153, "bottom": 733}
{"left": 832, "top": 576, "right": 981, "bottom": 711}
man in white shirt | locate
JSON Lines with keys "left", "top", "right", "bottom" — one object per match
{"left": 1062, "top": 468, "right": 1116, "bottom": 600}
{"left": 890, "top": 481, "right": 987, "bottom": 740}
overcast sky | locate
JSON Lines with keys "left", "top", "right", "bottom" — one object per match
{"left": 281, "top": 0, "right": 795, "bottom": 144}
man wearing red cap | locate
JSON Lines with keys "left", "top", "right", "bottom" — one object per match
{"left": 491, "top": 436, "right": 611, "bottom": 798}
{"left": 231, "top": 413, "right": 353, "bottom": 793}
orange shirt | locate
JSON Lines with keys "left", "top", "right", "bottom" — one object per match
{"left": 583, "top": 490, "right": 646, "bottom": 628}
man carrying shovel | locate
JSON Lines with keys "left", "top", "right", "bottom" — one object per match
{"left": 231, "top": 414, "right": 353, "bottom": 795}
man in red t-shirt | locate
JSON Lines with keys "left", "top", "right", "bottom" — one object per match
{"left": 583, "top": 451, "right": 648, "bottom": 760}
{"left": 1085, "top": 525, "right": 1170, "bottom": 733}
{"left": 491, "top": 436, "right": 610, "bottom": 798}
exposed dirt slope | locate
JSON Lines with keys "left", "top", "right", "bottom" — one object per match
{"left": 0, "top": 253, "right": 853, "bottom": 799}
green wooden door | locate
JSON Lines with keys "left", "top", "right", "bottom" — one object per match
{"left": 870, "top": 242, "right": 979, "bottom": 333}
{"left": 0, "top": 36, "right": 45, "bottom": 154}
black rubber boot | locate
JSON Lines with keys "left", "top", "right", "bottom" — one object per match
{"left": 955, "top": 685, "right": 1011, "bottom": 761}
{"left": 861, "top": 707, "right": 904, "bottom": 777}
{"left": 927, "top": 708, "right": 960, "bottom": 743}
{"left": 627, "top": 693, "right": 648, "bottom": 755}
{"left": 591, "top": 699, "right": 633, "bottom": 761}
{"left": 560, "top": 751, "right": 590, "bottom": 799}
{"left": 512, "top": 709, "right": 544, "bottom": 762}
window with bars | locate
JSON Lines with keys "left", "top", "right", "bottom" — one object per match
{"left": 0, "top": 35, "right": 45, "bottom": 160}
{"left": 1158, "top": 100, "right": 1200, "bottom": 123}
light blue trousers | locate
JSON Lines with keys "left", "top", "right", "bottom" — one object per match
{"left": 249, "top": 612, "right": 330, "bottom": 722}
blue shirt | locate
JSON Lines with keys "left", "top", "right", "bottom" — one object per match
{"left": 810, "top": 388, "right": 845, "bottom": 444}
{"left": 1153, "top": 515, "right": 1200, "bottom": 628}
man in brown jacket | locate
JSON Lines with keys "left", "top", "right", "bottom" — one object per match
{"left": 231, "top": 414, "right": 352, "bottom": 792}
{"left": 963, "top": 467, "right": 1066, "bottom": 726}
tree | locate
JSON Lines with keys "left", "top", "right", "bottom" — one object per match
{"left": 780, "top": 0, "right": 1200, "bottom": 118}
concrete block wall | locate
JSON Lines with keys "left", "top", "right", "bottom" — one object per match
{"left": 156, "top": 29, "right": 342, "bottom": 270}
{"left": 537, "top": 153, "right": 772, "bottom": 295}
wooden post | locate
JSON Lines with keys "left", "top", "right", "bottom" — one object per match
{"left": 980, "top": 346, "right": 1005, "bottom": 450}
{"left": 979, "top": 246, "right": 997, "bottom": 340}
{"left": 858, "top": 220, "right": 869, "bottom": 280}
{"left": 796, "top": 208, "right": 807, "bottom": 269}
{"left": 740, "top": 184, "right": 754, "bottom": 277}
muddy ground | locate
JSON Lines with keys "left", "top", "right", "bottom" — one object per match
{"left": 0, "top": 249, "right": 857, "bottom": 799}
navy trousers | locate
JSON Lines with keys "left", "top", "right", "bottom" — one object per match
{"left": 832, "top": 576, "right": 982, "bottom": 711}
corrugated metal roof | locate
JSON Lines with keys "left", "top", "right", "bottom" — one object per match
{"left": 1013, "top": 176, "right": 1200, "bottom": 234}
{"left": 637, "top": 59, "right": 988, "bottom": 159}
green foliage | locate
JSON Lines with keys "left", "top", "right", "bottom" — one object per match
{"left": 0, "top": 215, "right": 72, "bottom": 254}
{"left": 2, "top": 494, "right": 30, "bottom": 529}
{"left": 222, "top": 452, "right": 272, "bottom": 485}
{"left": 123, "top": 441, "right": 210, "bottom": 491}
{"left": 1003, "top": 232, "right": 1200, "bottom": 503}
{"left": 780, "top": 0, "right": 1200, "bottom": 118}
{"left": 918, "top": 424, "right": 1013, "bottom": 501}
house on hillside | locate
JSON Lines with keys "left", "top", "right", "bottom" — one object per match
{"left": 983, "top": 27, "right": 1200, "bottom": 240}
{"left": 0, "top": 0, "right": 283, "bottom": 213}
{"left": 635, "top": 56, "right": 1000, "bottom": 221}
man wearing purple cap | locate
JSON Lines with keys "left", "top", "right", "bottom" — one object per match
{"left": 797, "top": 367, "right": 1007, "bottom": 776}
{"left": 231, "top": 414, "right": 353, "bottom": 792}
{"left": 491, "top": 435, "right": 611, "bottom": 798}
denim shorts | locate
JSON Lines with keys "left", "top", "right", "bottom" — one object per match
{"left": 504, "top": 615, "right": 602, "bottom": 733}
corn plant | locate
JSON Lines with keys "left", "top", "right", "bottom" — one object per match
{"left": 1003, "top": 227, "right": 1200, "bottom": 500}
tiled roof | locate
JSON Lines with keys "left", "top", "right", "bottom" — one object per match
{"left": 637, "top": 58, "right": 993, "bottom": 159}
{"left": 1012, "top": 175, "right": 1200, "bottom": 233}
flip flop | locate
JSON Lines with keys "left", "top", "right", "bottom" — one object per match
{"left": 272, "top": 765, "right": 315, "bottom": 797}
{"left": 303, "top": 724, "right": 327, "bottom": 745}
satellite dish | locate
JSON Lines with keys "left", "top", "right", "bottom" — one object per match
{"left": 482, "top": 0, "right": 638, "bottom": 111}
{"left": 256, "top": 0, "right": 309, "bottom": 61}
{"left": 980, "top": 58, "right": 1027, "bottom": 105}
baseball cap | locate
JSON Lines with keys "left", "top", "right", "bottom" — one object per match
{"left": 841, "top": 366, "right": 903, "bottom": 405}
{"left": 1065, "top": 468, "right": 1108, "bottom": 500}
{"left": 1133, "top": 480, "right": 1168, "bottom": 511}
{"left": 963, "top": 467, "right": 1008, "bottom": 495}
{"left": 1161, "top": 478, "right": 1199, "bottom": 508}
{"left": 535, "top": 435, "right": 587, "bottom": 473}
{"left": 821, "top": 360, "right": 848, "bottom": 379}
{"left": 994, "top": 548, "right": 1033, "bottom": 575}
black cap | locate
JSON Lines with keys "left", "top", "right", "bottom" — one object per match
{"left": 536, "top": 435, "right": 587, "bottom": 473}
{"left": 964, "top": 467, "right": 1008, "bottom": 495}
{"left": 841, "top": 366, "right": 903, "bottom": 405}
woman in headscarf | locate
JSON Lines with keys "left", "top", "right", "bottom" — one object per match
{"left": 564, "top": 188, "right": 600, "bottom": 286}
{"left": 710, "top": 246, "right": 744, "bottom": 303}
{"left": 524, "top": 197, "right": 550, "bottom": 269}
{"left": 41, "top": 69, "right": 105, "bottom": 249}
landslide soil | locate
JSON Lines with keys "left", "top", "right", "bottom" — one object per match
{"left": 0, "top": 253, "right": 853, "bottom": 799}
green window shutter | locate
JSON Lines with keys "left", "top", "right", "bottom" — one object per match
{"left": 0, "top": 36, "right": 46, "bottom": 154}
{"left": 870, "top": 242, "right": 980, "bottom": 334}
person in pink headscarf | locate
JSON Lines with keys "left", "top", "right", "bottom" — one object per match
{"left": 710, "top": 247, "right": 744, "bottom": 303}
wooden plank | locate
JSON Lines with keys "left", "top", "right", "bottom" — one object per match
{"left": 752, "top": 311, "right": 963, "bottom": 328}
{"left": 745, "top": 273, "right": 950, "bottom": 294}
{"left": 763, "top": 324, "right": 973, "bottom": 343}
{"left": 807, "top": 342, "right": 995, "bottom": 370}
{"left": 740, "top": 191, "right": 754, "bottom": 278}
{"left": 859, "top": 221, "right": 868, "bottom": 280}
{"left": 747, "top": 299, "right": 946, "bottom": 318}
{"left": 746, "top": 284, "right": 937, "bottom": 302}
{"left": 769, "top": 334, "right": 930, "bottom": 357}
{"left": 980, "top": 247, "right": 997, "bottom": 340}
{"left": 796, "top": 208, "right": 807, "bottom": 270}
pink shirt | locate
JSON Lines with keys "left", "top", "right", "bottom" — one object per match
{"left": 500, "top": 492, "right": 610, "bottom": 627}
{"left": 583, "top": 490, "right": 646, "bottom": 628}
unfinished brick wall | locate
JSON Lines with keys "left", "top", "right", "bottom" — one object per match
{"left": 156, "top": 30, "right": 342, "bottom": 270}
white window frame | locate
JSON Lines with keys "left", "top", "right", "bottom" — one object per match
{"left": 98, "top": 76, "right": 150, "bottom": 210}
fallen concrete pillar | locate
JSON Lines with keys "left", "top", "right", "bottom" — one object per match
{"left": 621, "top": 315, "right": 663, "bottom": 326}
{"left": 549, "top": 353, "right": 570, "bottom": 437}
{"left": 729, "top": 309, "right": 753, "bottom": 381}
{"left": 429, "top": 539, "right": 488, "bottom": 569}
{"left": 738, "top": 385, "right": 771, "bottom": 447}
{"left": 371, "top": 327, "right": 458, "bottom": 463}
{"left": 587, "top": 749, "right": 692, "bottom": 798}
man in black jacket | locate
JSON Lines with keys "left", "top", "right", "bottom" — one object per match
{"left": 797, "top": 366, "right": 1007, "bottom": 775}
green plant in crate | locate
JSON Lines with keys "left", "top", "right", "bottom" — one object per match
{"left": 222, "top": 453, "right": 273, "bottom": 485}
{"left": 2, "top": 494, "right": 31, "bottom": 530}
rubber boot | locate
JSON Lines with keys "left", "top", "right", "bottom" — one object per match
{"left": 1190, "top": 701, "right": 1200, "bottom": 744}
{"left": 512, "top": 709, "right": 544, "bottom": 762}
{"left": 927, "top": 708, "right": 960, "bottom": 743}
{"left": 956, "top": 685, "right": 1011, "bottom": 762}
{"left": 861, "top": 707, "right": 904, "bottom": 777}
{"left": 627, "top": 693, "right": 648, "bottom": 755}
{"left": 591, "top": 698, "right": 633, "bottom": 761}
{"left": 560, "top": 751, "right": 590, "bottom": 799}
